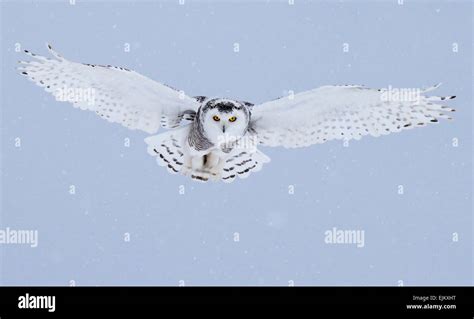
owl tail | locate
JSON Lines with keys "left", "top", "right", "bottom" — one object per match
{"left": 221, "top": 149, "right": 271, "bottom": 183}
{"left": 145, "top": 126, "right": 271, "bottom": 183}
{"left": 144, "top": 125, "right": 190, "bottom": 175}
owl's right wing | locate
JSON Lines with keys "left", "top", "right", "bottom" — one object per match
{"left": 249, "top": 84, "right": 456, "bottom": 148}
{"left": 18, "top": 44, "right": 200, "bottom": 134}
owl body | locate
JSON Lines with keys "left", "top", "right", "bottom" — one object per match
{"left": 19, "top": 44, "right": 456, "bottom": 183}
{"left": 147, "top": 98, "right": 263, "bottom": 182}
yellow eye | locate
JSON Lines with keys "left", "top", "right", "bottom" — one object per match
{"left": 212, "top": 115, "right": 220, "bottom": 121}
{"left": 229, "top": 116, "right": 237, "bottom": 122}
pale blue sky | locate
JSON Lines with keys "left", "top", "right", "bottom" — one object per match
{"left": 0, "top": 0, "right": 472, "bottom": 286}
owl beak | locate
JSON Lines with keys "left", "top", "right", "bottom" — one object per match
{"left": 222, "top": 125, "right": 226, "bottom": 133}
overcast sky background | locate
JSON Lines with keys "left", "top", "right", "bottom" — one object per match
{"left": 0, "top": 0, "right": 472, "bottom": 286}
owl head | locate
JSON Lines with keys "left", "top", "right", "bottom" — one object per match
{"left": 198, "top": 98, "right": 252, "bottom": 145}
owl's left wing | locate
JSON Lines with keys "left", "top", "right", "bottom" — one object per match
{"left": 18, "top": 44, "right": 200, "bottom": 134}
{"left": 249, "top": 84, "right": 456, "bottom": 148}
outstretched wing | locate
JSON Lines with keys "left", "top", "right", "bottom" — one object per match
{"left": 18, "top": 44, "right": 201, "bottom": 134}
{"left": 249, "top": 84, "right": 456, "bottom": 148}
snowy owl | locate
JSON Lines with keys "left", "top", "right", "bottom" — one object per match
{"left": 18, "top": 44, "right": 456, "bottom": 183}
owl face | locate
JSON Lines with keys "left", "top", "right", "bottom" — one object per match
{"left": 199, "top": 98, "right": 250, "bottom": 145}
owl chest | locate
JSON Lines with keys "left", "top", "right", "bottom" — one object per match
{"left": 187, "top": 121, "right": 237, "bottom": 154}
{"left": 186, "top": 137, "right": 233, "bottom": 158}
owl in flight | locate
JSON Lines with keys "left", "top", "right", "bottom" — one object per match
{"left": 18, "top": 44, "right": 456, "bottom": 182}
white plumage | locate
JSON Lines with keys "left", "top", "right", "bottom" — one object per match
{"left": 250, "top": 84, "right": 455, "bottom": 148}
{"left": 18, "top": 44, "right": 456, "bottom": 183}
{"left": 19, "top": 44, "right": 199, "bottom": 134}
